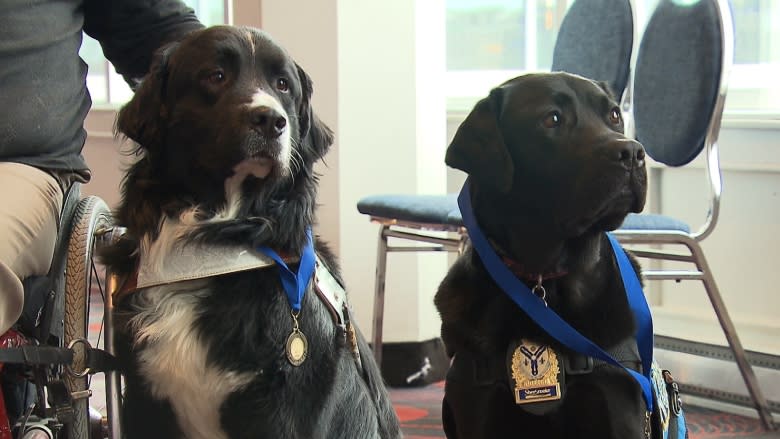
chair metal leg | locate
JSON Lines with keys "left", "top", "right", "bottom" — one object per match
{"left": 372, "top": 225, "right": 389, "bottom": 367}
{"left": 689, "top": 242, "right": 776, "bottom": 430}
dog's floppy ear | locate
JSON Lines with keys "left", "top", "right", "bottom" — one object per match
{"left": 296, "top": 63, "right": 314, "bottom": 139}
{"left": 116, "top": 42, "right": 177, "bottom": 150}
{"left": 446, "top": 87, "right": 513, "bottom": 192}
{"left": 296, "top": 63, "right": 334, "bottom": 159}
{"left": 306, "top": 113, "right": 335, "bottom": 160}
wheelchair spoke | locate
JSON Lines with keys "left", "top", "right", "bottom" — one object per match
{"left": 90, "top": 260, "right": 106, "bottom": 350}
{"left": 87, "top": 254, "right": 107, "bottom": 391}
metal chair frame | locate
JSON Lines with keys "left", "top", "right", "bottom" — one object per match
{"left": 613, "top": 0, "right": 775, "bottom": 429}
{"left": 368, "top": 219, "right": 468, "bottom": 367}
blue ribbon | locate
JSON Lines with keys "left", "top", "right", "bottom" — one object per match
{"left": 607, "top": 230, "right": 654, "bottom": 398}
{"left": 457, "top": 179, "right": 654, "bottom": 412}
{"left": 257, "top": 228, "right": 316, "bottom": 312}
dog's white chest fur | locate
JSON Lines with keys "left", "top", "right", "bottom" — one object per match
{"left": 128, "top": 212, "right": 263, "bottom": 438}
{"left": 131, "top": 284, "right": 256, "bottom": 439}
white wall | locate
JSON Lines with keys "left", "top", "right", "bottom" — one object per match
{"left": 649, "top": 123, "right": 780, "bottom": 354}
{"left": 332, "top": 0, "right": 448, "bottom": 342}
{"left": 82, "top": 110, "right": 125, "bottom": 210}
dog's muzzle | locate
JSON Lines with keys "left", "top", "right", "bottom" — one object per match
{"left": 611, "top": 138, "right": 645, "bottom": 170}
{"left": 250, "top": 105, "right": 287, "bottom": 139}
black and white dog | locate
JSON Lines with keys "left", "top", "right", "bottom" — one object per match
{"left": 102, "top": 26, "right": 400, "bottom": 439}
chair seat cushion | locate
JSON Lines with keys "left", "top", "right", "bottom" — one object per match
{"left": 357, "top": 195, "right": 689, "bottom": 233}
{"left": 357, "top": 194, "right": 462, "bottom": 226}
{"left": 620, "top": 213, "right": 690, "bottom": 233}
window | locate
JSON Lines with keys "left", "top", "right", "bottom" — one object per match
{"left": 447, "top": 0, "right": 568, "bottom": 71}
{"left": 445, "top": 0, "right": 780, "bottom": 117}
{"left": 81, "top": 0, "right": 228, "bottom": 107}
{"left": 446, "top": 0, "right": 570, "bottom": 110}
{"left": 727, "top": 0, "right": 780, "bottom": 114}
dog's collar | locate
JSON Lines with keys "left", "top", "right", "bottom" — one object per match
{"left": 488, "top": 240, "right": 568, "bottom": 282}
{"left": 499, "top": 255, "right": 569, "bottom": 282}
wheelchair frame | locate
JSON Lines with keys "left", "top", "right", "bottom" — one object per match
{"left": 0, "top": 183, "right": 121, "bottom": 439}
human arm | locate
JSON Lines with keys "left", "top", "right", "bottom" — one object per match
{"left": 82, "top": 0, "right": 205, "bottom": 86}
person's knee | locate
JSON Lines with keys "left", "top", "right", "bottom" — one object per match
{"left": 0, "top": 163, "right": 63, "bottom": 333}
{"left": 0, "top": 260, "right": 24, "bottom": 334}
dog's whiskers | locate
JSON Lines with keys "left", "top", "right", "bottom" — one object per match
{"left": 290, "top": 139, "right": 304, "bottom": 174}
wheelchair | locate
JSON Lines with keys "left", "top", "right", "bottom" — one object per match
{"left": 0, "top": 182, "right": 121, "bottom": 439}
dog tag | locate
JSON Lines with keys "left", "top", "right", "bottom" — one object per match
{"left": 286, "top": 329, "right": 308, "bottom": 366}
{"left": 507, "top": 339, "right": 565, "bottom": 415}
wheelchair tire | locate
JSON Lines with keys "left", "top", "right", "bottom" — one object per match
{"left": 63, "top": 196, "right": 112, "bottom": 439}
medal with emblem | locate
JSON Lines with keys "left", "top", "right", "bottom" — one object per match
{"left": 507, "top": 339, "right": 565, "bottom": 414}
{"left": 257, "top": 228, "right": 316, "bottom": 368}
{"left": 286, "top": 310, "right": 308, "bottom": 366}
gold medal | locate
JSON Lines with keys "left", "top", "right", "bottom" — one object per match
{"left": 286, "top": 310, "right": 308, "bottom": 366}
{"left": 507, "top": 339, "right": 564, "bottom": 413}
{"left": 286, "top": 329, "right": 308, "bottom": 366}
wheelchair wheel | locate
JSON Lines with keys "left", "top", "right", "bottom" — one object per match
{"left": 63, "top": 196, "right": 112, "bottom": 439}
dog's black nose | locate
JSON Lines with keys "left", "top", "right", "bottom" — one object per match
{"left": 250, "top": 106, "right": 287, "bottom": 138}
{"left": 615, "top": 139, "right": 645, "bottom": 167}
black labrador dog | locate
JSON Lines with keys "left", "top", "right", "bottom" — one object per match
{"left": 434, "top": 72, "right": 649, "bottom": 438}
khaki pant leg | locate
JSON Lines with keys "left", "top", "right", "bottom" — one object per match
{"left": 0, "top": 162, "right": 63, "bottom": 334}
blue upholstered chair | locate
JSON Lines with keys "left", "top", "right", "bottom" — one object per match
{"left": 613, "top": 0, "right": 774, "bottom": 429}
{"left": 356, "top": 0, "right": 635, "bottom": 367}
{"left": 551, "top": 0, "right": 634, "bottom": 101}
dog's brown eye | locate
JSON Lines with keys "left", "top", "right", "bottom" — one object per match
{"left": 543, "top": 111, "right": 562, "bottom": 128}
{"left": 207, "top": 70, "right": 226, "bottom": 84}
{"left": 610, "top": 107, "right": 622, "bottom": 124}
{"left": 277, "top": 78, "right": 289, "bottom": 92}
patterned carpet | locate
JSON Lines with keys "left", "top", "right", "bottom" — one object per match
{"left": 389, "top": 381, "right": 777, "bottom": 439}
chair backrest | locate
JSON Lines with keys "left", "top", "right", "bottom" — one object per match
{"left": 633, "top": 0, "right": 734, "bottom": 238}
{"left": 634, "top": 0, "right": 732, "bottom": 167}
{"left": 551, "top": 0, "right": 634, "bottom": 100}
